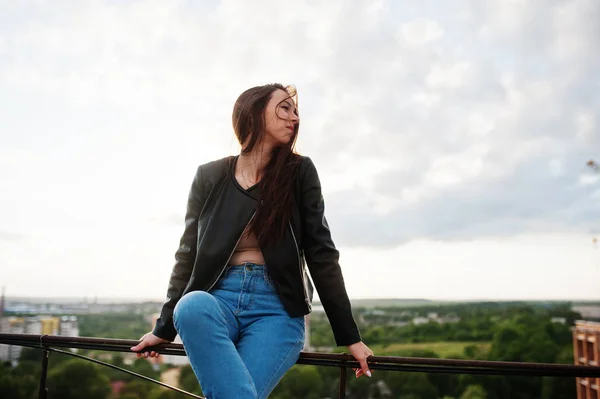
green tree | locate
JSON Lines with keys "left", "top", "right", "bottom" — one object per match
{"left": 179, "top": 365, "right": 203, "bottom": 396}
{"left": 104, "top": 353, "right": 130, "bottom": 382}
{"left": 463, "top": 344, "right": 486, "bottom": 360}
{"left": 11, "top": 360, "right": 40, "bottom": 398}
{"left": 0, "top": 362, "right": 28, "bottom": 399}
{"left": 428, "top": 373, "right": 461, "bottom": 398}
{"left": 460, "top": 384, "right": 487, "bottom": 399}
{"left": 271, "top": 365, "right": 323, "bottom": 399}
{"left": 20, "top": 347, "right": 44, "bottom": 362}
{"left": 47, "top": 358, "right": 111, "bottom": 399}
{"left": 78, "top": 313, "right": 149, "bottom": 340}
{"left": 373, "top": 371, "right": 437, "bottom": 399}
{"left": 120, "top": 379, "right": 155, "bottom": 398}
{"left": 130, "top": 357, "right": 160, "bottom": 380}
{"left": 540, "top": 348, "right": 578, "bottom": 399}
{"left": 488, "top": 325, "right": 523, "bottom": 361}
{"left": 148, "top": 387, "right": 188, "bottom": 399}
{"left": 345, "top": 371, "right": 373, "bottom": 399}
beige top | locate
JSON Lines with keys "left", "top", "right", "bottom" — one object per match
{"left": 229, "top": 225, "right": 265, "bottom": 265}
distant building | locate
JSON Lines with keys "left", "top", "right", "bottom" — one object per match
{"left": 24, "top": 317, "right": 42, "bottom": 335}
{"left": 410, "top": 313, "right": 460, "bottom": 326}
{"left": 574, "top": 305, "right": 600, "bottom": 320}
{"left": 412, "top": 317, "right": 430, "bottom": 325}
{"left": 0, "top": 286, "right": 5, "bottom": 317}
{"left": 0, "top": 315, "right": 79, "bottom": 364}
{"left": 440, "top": 315, "right": 461, "bottom": 324}
{"left": 573, "top": 320, "right": 600, "bottom": 399}
{"left": 367, "top": 310, "right": 386, "bottom": 316}
{"left": 0, "top": 317, "right": 25, "bottom": 365}
{"left": 41, "top": 316, "right": 60, "bottom": 335}
{"left": 59, "top": 316, "right": 79, "bottom": 337}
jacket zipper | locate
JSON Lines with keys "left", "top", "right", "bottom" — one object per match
{"left": 289, "top": 221, "right": 310, "bottom": 306}
{"left": 205, "top": 211, "right": 256, "bottom": 292}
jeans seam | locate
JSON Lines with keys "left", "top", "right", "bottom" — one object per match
{"left": 236, "top": 272, "right": 247, "bottom": 312}
{"left": 258, "top": 337, "right": 303, "bottom": 399}
{"left": 214, "top": 296, "right": 239, "bottom": 330}
{"left": 244, "top": 364, "right": 258, "bottom": 399}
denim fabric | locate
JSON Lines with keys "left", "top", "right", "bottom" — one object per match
{"left": 173, "top": 263, "right": 306, "bottom": 399}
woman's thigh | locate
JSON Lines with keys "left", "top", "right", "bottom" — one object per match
{"left": 236, "top": 315, "right": 305, "bottom": 399}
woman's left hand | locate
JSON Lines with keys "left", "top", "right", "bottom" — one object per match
{"left": 347, "top": 341, "right": 374, "bottom": 378}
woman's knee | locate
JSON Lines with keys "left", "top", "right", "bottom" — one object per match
{"left": 173, "top": 291, "right": 216, "bottom": 327}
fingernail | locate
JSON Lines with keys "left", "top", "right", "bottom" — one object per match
{"left": 366, "top": 370, "right": 372, "bottom": 377}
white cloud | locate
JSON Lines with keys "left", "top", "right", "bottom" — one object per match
{"left": 400, "top": 18, "right": 445, "bottom": 47}
{"left": 549, "top": 158, "right": 566, "bottom": 177}
{"left": 0, "top": 0, "right": 598, "bottom": 299}
{"left": 426, "top": 145, "right": 488, "bottom": 187}
{"left": 579, "top": 173, "right": 600, "bottom": 186}
{"left": 426, "top": 61, "right": 472, "bottom": 89}
{"left": 576, "top": 111, "right": 596, "bottom": 142}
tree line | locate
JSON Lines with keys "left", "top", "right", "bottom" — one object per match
{"left": 0, "top": 301, "right": 585, "bottom": 398}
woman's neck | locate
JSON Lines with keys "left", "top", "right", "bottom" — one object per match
{"left": 237, "top": 145, "right": 273, "bottom": 182}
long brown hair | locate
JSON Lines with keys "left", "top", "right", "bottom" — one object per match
{"left": 232, "top": 83, "right": 301, "bottom": 247}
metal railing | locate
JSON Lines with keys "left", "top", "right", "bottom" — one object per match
{"left": 2, "top": 333, "right": 600, "bottom": 399}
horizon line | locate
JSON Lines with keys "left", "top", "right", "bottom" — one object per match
{"left": 3, "top": 295, "right": 599, "bottom": 304}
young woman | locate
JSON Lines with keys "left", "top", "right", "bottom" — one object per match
{"left": 131, "top": 83, "right": 373, "bottom": 398}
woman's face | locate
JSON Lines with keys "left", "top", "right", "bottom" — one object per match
{"left": 263, "top": 89, "right": 299, "bottom": 146}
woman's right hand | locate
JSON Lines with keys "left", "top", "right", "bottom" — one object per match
{"left": 130, "top": 332, "right": 171, "bottom": 359}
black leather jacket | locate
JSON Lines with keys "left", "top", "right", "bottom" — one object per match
{"left": 152, "top": 155, "right": 361, "bottom": 346}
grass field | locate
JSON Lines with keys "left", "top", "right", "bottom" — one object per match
{"left": 371, "top": 341, "right": 491, "bottom": 359}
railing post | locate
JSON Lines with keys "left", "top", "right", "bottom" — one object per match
{"left": 38, "top": 349, "right": 49, "bottom": 399}
{"left": 338, "top": 365, "right": 347, "bottom": 398}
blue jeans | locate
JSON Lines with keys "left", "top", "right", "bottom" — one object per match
{"left": 173, "top": 263, "right": 306, "bottom": 399}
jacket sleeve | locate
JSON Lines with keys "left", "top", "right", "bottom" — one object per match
{"left": 300, "top": 157, "right": 362, "bottom": 346}
{"left": 152, "top": 165, "right": 206, "bottom": 341}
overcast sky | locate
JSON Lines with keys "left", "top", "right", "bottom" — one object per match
{"left": 1, "top": 0, "right": 599, "bottom": 302}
